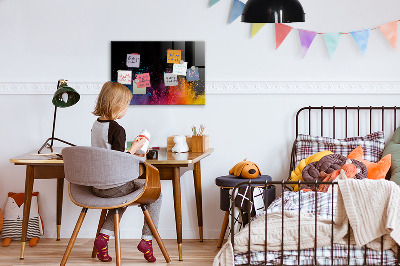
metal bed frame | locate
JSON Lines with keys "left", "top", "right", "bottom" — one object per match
{"left": 230, "top": 106, "right": 400, "bottom": 266}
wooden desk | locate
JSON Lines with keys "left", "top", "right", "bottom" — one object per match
{"left": 10, "top": 147, "right": 213, "bottom": 261}
{"left": 9, "top": 148, "right": 64, "bottom": 259}
{"left": 146, "top": 148, "right": 213, "bottom": 260}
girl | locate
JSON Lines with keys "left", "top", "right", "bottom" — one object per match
{"left": 91, "top": 81, "right": 162, "bottom": 263}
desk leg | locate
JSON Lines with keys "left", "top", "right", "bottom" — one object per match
{"left": 56, "top": 178, "right": 64, "bottom": 241}
{"left": 20, "top": 165, "right": 35, "bottom": 259}
{"left": 172, "top": 167, "right": 183, "bottom": 261}
{"left": 193, "top": 161, "right": 203, "bottom": 242}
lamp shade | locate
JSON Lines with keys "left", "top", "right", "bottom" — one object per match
{"left": 241, "top": 0, "right": 305, "bottom": 23}
{"left": 52, "top": 84, "right": 80, "bottom": 108}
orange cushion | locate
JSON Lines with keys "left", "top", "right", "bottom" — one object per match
{"left": 347, "top": 146, "right": 391, "bottom": 180}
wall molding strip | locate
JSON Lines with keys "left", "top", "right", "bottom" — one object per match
{"left": 0, "top": 81, "right": 399, "bottom": 95}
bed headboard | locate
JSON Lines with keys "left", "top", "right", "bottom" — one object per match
{"left": 290, "top": 106, "right": 400, "bottom": 179}
{"left": 295, "top": 106, "right": 400, "bottom": 138}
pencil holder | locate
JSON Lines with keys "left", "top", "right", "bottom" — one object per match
{"left": 191, "top": 135, "right": 209, "bottom": 153}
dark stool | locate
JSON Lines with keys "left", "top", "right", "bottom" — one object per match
{"left": 215, "top": 175, "right": 275, "bottom": 248}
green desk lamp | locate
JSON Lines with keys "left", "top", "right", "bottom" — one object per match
{"left": 38, "top": 79, "right": 80, "bottom": 154}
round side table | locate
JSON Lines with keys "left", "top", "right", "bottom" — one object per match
{"left": 215, "top": 175, "right": 275, "bottom": 248}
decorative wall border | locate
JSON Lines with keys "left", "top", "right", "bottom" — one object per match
{"left": 0, "top": 81, "right": 399, "bottom": 95}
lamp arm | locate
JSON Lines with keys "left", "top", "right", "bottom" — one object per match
{"left": 38, "top": 137, "right": 76, "bottom": 154}
{"left": 37, "top": 79, "right": 77, "bottom": 154}
{"left": 50, "top": 105, "right": 57, "bottom": 148}
{"left": 50, "top": 79, "right": 61, "bottom": 148}
{"left": 38, "top": 104, "right": 76, "bottom": 154}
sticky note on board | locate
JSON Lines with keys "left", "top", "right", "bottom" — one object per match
{"left": 136, "top": 73, "right": 151, "bottom": 88}
{"left": 164, "top": 73, "right": 178, "bottom": 86}
{"left": 132, "top": 82, "right": 146, "bottom": 94}
{"left": 126, "top": 53, "right": 140, "bottom": 68}
{"left": 167, "top": 49, "right": 181, "bottom": 64}
{"left": 117, "top": 70, "right": 132, "bottom": 85}
{"left": 172, "top": 62, "right": 188, "bottom": 76}
{"left": 186, "top": 67, "right": 200, "bottom": 82}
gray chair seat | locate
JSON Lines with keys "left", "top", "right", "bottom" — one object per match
{"left": 69, "top": 180, "right": 145, "bottom": 208}
{"left": 61, "top": 146, "right": 170, "bottom": 265}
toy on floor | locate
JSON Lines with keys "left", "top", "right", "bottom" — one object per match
{"left": 172, "top": 135, "right": 189, "bottom": 153}
{"left": 229, "top": 159, "right": 261, "bottom": 179}
{"left": 1, "top": 192, "right": 44, "bottom": 247}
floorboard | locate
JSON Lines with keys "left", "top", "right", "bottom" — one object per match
{"left": 0, "top": 239, "right": 222, "bottom": 265}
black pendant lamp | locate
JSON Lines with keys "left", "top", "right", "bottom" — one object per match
{"left": 242, "top": 0, "right": 305, "bottom": 23}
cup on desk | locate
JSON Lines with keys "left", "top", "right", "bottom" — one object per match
{"left": 146, "top": 150, "right": 158, "bottom": 160}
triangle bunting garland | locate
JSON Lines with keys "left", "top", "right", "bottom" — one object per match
{"left": 209, "top": 0, "right": 220, "bottom": 7}
{"left": 298, "top": 29, "right": 317, "bottom": 58}
{"left": 378, "top": 21, "right": 398, "bottom": 50}
{"left": 275, "top": 23, "right": 293, "bottom": 49}
{"left": 251, "top": 23, "right": 266, "bottom": 38}
{"left": 229, "top": 0, "right": 245, "bottom": 24}
{"left": 207, "top": 4, "right": 400, "bottom": 58}
{"left": 351, "top": 29, "right": 370, "bottom": 55}
{"left": 323, "top": 33, "right": 341, "bottom": 58}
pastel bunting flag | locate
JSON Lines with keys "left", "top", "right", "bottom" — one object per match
{"left": 323, "top": 33, "right": 341, "bottom": 58}
{"left": 229, "top": 0, "right": 245, "bottom": 24}
{"left": 251, "top": 23, "right": 266, "bottom": 38}
{"left": 209, "top": 0, "right": 220, "bottom": 7}
{"left": 298, "top": 29, "right": 317, "bottom": 58}
{"left": 351, "top": 29, "right": 370, "bottom": 55}
{"left": 378, "top": 21, "right": 398, "bottom": 50}
{"left": 275, "top": 23, "right": 293, "bottom": 49}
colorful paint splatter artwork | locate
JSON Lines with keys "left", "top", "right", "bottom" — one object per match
{"left": 111, "top": 41, "right": 205, "bottom": 105}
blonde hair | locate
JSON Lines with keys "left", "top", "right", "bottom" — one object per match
{"left": 93, "top": 81, "right": 133, "bottom": 120}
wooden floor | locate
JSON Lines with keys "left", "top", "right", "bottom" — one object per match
{"left": 0, "top": 239, "right": 221, "bottom": 265}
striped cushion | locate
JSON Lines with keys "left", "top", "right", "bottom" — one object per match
{"left": 1, "top": 217, "right": 40, "bottom": 240}
{"left": 295, "top": 131, "right": 385, "bottom": 166}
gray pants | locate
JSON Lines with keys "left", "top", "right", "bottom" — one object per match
{"left": 92, "top": 180, "right": 162, "bottom": 240}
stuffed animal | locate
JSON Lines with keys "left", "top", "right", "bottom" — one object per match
{"left": 1, "top": 192, "right": 44, "bottom": 247}
{"left": 229, "top": 159, "right": 261, "bottom": 179}
{"left": 172, "top": 135, "right": 189, "bottom": 153}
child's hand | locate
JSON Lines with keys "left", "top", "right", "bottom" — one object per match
{"left": 129, "top": 137, "right": 147, "bottom": 154}
{"left": 134, "top": 149, "right": 149, "bottom": 157}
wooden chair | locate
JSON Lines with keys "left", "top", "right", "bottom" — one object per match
{"left": 60, "top": 146, "right": 171, "bottom": 265}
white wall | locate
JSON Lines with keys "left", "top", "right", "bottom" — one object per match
{"left": 1, "top": 0, "right": 400, "bottom": 240}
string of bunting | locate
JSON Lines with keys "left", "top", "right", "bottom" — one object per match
{"left": 210, "top": 0, "right": 399, "bottom": 58}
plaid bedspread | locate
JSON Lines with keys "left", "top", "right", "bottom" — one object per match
{"left": 266, "top": 190, "right": 336, "bottom": 219}
{"left": 234, "top": 191, "right": 397, "bottom": 265}
{"left": 234, "top": 244, "right": 397, "bottom": 265}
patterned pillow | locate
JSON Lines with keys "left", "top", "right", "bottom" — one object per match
{"left": 294, "top": 131, "right": 385, "bottom": 166}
